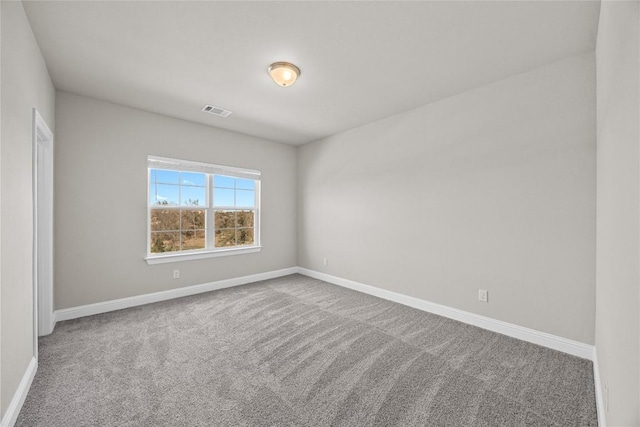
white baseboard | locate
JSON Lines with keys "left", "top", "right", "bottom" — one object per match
{"left": 0, "top": 357, "right": 37, "bottom": 427}
{"left": 54, "top": 267, "right": 298, "bottom": 324}
{"left": 52, "top": 265, "right": 594, "bottom": 361}
{"left": 592, "top": 348, "right": 606, "bottom": 426}
{"left": 296, "top": 267, "right": 595, "bottom": 360}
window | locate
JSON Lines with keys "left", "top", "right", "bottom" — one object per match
{"left": 147, "top": 156, "right": 260, "bottom": 264}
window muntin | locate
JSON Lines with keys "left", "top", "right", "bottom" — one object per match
{"left": 147, "top": 157, "right": 260, "bottom": 258}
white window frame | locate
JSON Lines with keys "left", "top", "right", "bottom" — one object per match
{"left": 145, "top": 155, "right": 261, "bottom": 265}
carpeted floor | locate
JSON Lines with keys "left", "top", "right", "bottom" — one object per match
{"left": 17, "top": 274, "right": 597, "bottom": 426}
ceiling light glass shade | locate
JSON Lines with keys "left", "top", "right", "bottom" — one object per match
{"left": 268, "top": 62, "right": 301, "bottom": 87}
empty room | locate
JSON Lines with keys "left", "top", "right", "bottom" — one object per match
{"left": 1, "top": 0, "right": 639, "bottom": 426}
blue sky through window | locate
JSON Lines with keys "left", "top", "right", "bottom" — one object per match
{"left": 213, "top": 175, "right": 255, "bottom": 207}
{"left": 150, "top": 184, "right": 179, "bottom": 205}
{"left": 181, "top": 186, "right": 206, "bottom": 206}
{"left": 154, "top": 169, "right": 179, "bottom": 185}
{"left": 236, "top": 190, "right": 254, "bottom": 207}
{"left": 150, "top": 169, "right": 206, "bottom": 205}
{"left": 182, "top": 172, "right": 206, "bottom": 186}
{"left": 236, "top": 179, "right": 255, "bottom": 190}
{"left": 214, "top": 175, "right": 235, "bottom": 188}
{"left": 214, "top": 188, "right": 234, "bottom": 206}
{"left": 150, "top": 170, "right": 255, "bottom": 207}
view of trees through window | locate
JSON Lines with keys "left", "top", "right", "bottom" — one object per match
{"left": 214, "top": 210, "right": 255, "bottom": 247}
{"left": 150, "top": 206, "right": 206, "bottom": 253}
{"left": 148, "top": 166, "right": 257, "bottom": 254}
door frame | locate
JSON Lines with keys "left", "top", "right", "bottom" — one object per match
{"left": 32, "top": 108, "right": 54, "bottom": 352}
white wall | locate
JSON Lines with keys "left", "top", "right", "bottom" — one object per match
{"left": 0, "top": 1, "right": 55, "bottom": 417}
{"left": 54, "top": 92, "right": 297, "bottom": 310}
{"left": 298, "top": 53, "right": 596, "bottom": 344}
{"left": 595, "top": 1, "right": 640, "bottom": 425}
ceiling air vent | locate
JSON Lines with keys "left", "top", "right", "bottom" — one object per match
{"left": 201, "top": 105, "right": 232, "bottom": 118}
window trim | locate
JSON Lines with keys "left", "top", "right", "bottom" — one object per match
{"left": 145, "top": 246, "right": 262, "bottom": 265}
{"left": 146, "top": 156, "right": 261, "bottom": 264}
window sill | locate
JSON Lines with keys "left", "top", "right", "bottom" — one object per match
{"left": 145, "top": 246, "right": 261, "bottom": 265}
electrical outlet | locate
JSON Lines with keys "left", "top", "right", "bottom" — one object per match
{"left": 173, "top": 269, "right": 180, "bottom": 279}
{"left": 323, "top": 258, "right": 329, "bottom": 267}
{"left": 604, "top": 382, "right": 609, "bottom": 412}
{"left": 478, "top": 289, "right": 488, "bottom": 302}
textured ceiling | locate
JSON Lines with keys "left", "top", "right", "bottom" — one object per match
{"left": 23, "top": 1, "right": 600, "bottom": 145}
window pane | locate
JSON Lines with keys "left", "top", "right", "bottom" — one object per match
{"left": 181, "top": 209, "right": 205, "bottom": 230}
{"left": 236, "top": 228, "right": 254, "bottom": 246}
{"left": 181, "top": 230, "right": 205, "bottom": 251}
{"left": 236, "top": 190, "right": 255, "bottom": 207}
{"left": 214, "top": 175, "right": 235, "bottom": 189}
{"left": 149, "top": 186, "right": 157, "bottom": 205}
{"left": 150, "top": 209, "right": 180, "bottom": 231}
{"left": 215, "top": 229, "right": 236, "bottom": 247}
{"left": 236, "top": 211, "right": 254, "bottom": 227}
{"left": 214, "top": 188, "right": 234, "bottom": 207}
{"left": 152, "top": 184, "right": 179, "bottom": 206}
{"left": 181, "top": 186, "right": 206, "bottom": 207}
{"left": 154, "top": 170, "right": 179, "bottom": 184}
{"left": 215, "top": 210, "right": 235, "bottom": 229}
{"left": 236, "top": 179, "right": 255, "bottom": 190}
{"left": 150, "top": 231, "right": 180, "bottom": 253}
{"left": 181, "top": 172, "right": 206, "bottom": 187}
{"left": 150, "top": 169, "right": 156, "bottom": 183}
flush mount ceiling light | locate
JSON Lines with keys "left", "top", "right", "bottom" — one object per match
{"left": 268, "top": 62, "right": 301, "bottom": 87}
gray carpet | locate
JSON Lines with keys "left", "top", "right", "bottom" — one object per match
{"left": 17, "top": 274, "right": 597, "bottom": 426}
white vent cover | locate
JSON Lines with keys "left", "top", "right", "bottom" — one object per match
{"left": 201, "top": 105, "right": 232, "bottom": 118}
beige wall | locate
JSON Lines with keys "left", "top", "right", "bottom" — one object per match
{"left": 298, "top": 53, "right": 596, "bottom": 344}
{"left": 595, "top": 1, "right": 640, "bottom": 425}
{"left": 0, "top": 1, "right": 55, "bottom": 417}
{"left": 54, "top": 92, "right": 297, "bottom": 309}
